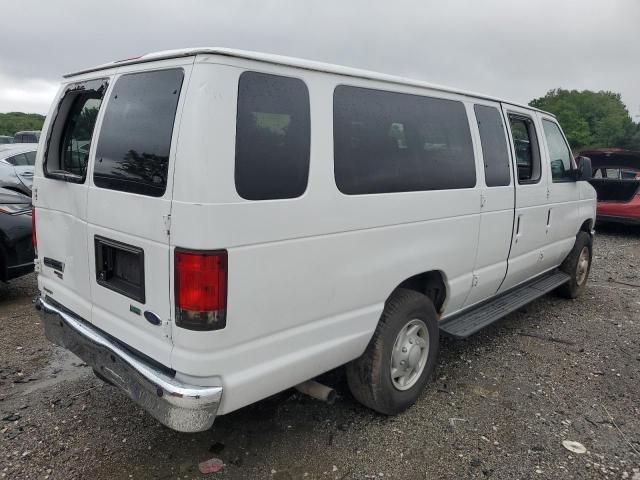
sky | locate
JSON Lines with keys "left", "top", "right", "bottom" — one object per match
{"left": 1, "top": 0, "right": 639, "bottom": 118}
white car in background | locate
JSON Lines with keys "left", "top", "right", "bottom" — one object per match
{"left": 0, "top": 144, "right": 36, "bottom": 196}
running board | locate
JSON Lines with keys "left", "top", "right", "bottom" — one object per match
{"left": 439, "top": 270, "right": 571, "bottom": 339}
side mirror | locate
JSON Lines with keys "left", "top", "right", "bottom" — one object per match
{"left": 574, "top": 156, "right": 592, "bottom": 181}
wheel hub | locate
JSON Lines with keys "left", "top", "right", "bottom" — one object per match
{"left": 407, "top": 345, "right": 421, "bottom": 369}
{"left": 390, "top": 319, "right": 429, "bottom": 391}
{"left": 576, "top": 246, "right": 590, "bottom": 286}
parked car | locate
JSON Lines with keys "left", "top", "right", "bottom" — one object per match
{"left": 579, "top": 148, "right": 640, "bottom": 225}
{"left": 13, "top": 131, "right": 40, "bottom": 143}
{"left": 0, "top": 136, "right": 13, "bottom": 144}
{"left": 33, "top": 48, "right": 597, "bottom": 432}
{"left": 0, "top": 188, "right": 34, "bottom": 281}
{"left": 0, "top": 144, "right": 36, "bottom": 195}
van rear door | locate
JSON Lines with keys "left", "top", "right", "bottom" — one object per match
{"left": 35, "top": 76, "right": 111, "bottom": 323}
{"left": 86, "top": 62, "right": 190, "bottom": 366}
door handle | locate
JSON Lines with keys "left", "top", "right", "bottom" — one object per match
{"left": 515, "top": 214, "right": 523, "bottom": 242}
{"left": 546, "top": 209, "right": 552, "bottom": 228}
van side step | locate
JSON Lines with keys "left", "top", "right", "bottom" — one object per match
{"left": 439, "top": 270, "right": 571, "bottom": 339}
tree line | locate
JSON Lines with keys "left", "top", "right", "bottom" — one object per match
{"left": 529, "top": 89, "right": 640, "bottom": 151}
{"left": 0, "top": 112, "right": 45, "bottom": 137}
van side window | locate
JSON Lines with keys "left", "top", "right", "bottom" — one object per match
{"left": 474, "top": 105, "right": 511, "bottom": 187}
{"left": 333, "top": 86, "right": 475, "bottom": 195}
{"left": 43, "top": 79, "right": 107, "bottom": 182}
{"left": 542, "top": 120, "right": 574, "bottom": 182}
{"left": 508, "top": 115, "right": 541, "bottom": 184}
{"left": 94, "top": 69, "right": 184, "bottom": 197}
{"left": 235, "top": 72, "right": 310, "bottom": 200}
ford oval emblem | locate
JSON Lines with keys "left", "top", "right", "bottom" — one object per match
{"left": 144, "top": 311, "right": 162, "bottom": 326}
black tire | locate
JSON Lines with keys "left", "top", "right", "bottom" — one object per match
{"left": 556, "top": 231, "right": 593, "bottom": 299}
{"left": 346, "top": 288, "right": 439, "bottom": 415}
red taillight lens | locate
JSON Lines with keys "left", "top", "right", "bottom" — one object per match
{"left": 175, "top": 250, "right": 227, "bottom": 331}
{"left": 31, "top": 207, "right": 37, "bottom": 253}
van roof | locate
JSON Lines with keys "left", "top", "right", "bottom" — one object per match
{"left": 64, "top": 47, "right": 554, "bottom": 116}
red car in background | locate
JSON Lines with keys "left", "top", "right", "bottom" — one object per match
{"left": 580, "top": 148, "right": 640, "bottom": 225}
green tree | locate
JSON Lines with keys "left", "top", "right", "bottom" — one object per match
{"left": 0, "top": 112, "right": 45, "bottom": 137}
{"left": 529, "top": 89, "right": 638, "bottom": 150}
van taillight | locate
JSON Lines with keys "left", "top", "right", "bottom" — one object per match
{"left": 31, "top": 207, "right": 37, "bottom": 253}
{"left": 175, "top": 250, "right": 227, "bottom": 331}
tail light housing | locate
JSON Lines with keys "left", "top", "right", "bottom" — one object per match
{"left": 31, "top": 207, "right": 37, "bottom": 254}
{"left": 175, "top": 249, "right": 227, "bottom": 331}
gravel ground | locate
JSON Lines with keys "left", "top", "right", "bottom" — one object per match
{"left": 1, "top": 226, "right": 639, "bottom": 479}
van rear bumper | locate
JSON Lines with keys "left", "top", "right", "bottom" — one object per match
{"left": 36, "top": 296, "right": 223, "bottom": 432}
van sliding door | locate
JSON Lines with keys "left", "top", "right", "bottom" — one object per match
{"left": 463, "top": 102, "right": 515, "bottom": 308}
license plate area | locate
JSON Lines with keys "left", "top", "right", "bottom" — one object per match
{"left": 95, "top": 236, "right": 145, "bottom": 303}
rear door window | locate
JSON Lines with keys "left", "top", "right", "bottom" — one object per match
{"left": 60, "top": 97, "right": 102, "bottom": 176}
{"left": 235, "top": 71, "right": 310, "bottom": 200}
{"left": 474, "top": 105, "right": 511, "bottom": 187}
{"left": 94, "top": 68, "right": 184, "bottom": 197}
{"left": 44, "top": 78, "right": 107, "bottom": 182}
{"left": 542, "top": 119, "right": 574, "bottom": 182}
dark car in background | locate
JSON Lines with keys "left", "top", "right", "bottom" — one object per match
{"left": 12, "top": 131, "right": 40, "bottom": 143}
{"left": 580, "top": 148, "right": 640, "bottom": 225}
{"left": 0, "top": 144, "right": 36, "bottom": 195}
{"left": 0, "top": 188, "right": 34, "bottom": 281}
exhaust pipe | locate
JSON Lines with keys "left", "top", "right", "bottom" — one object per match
{"left": 295, "top": 380, "right": 337, "bottom": 404}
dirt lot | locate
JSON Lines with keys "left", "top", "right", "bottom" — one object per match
{"left": 1, "top": 226, "right": 639, "bottom": 479}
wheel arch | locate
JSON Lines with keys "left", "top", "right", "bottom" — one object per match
{"left": 579, "top": 218, "right": 594, "bottom": 236}
{"left": 392, "top": 270, "right": 448, "bottom": 314}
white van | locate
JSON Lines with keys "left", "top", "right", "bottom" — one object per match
{"left": 34, "top": 48, "right": 597, "bottom": 432}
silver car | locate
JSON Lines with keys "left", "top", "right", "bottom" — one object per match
{"left": 0, "top": 144, "right": 36, "bottom": 196}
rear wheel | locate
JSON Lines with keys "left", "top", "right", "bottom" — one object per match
{"left": 346, "top": 288, "right": 439, "bottom": 415}
{"left": 557, "top": 231, "right": 592, "bottom": 299}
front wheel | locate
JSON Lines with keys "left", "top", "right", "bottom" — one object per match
{"left": 557, "top": 231, "right": 593, "bottom": 299}
{"left": 346, "top": 288, "right": 439, "bottom": 415}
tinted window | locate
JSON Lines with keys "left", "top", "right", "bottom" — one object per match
{"left": 542, "top": 120, "right": 573, "bottom": 182}
{"left": 333, "top": 86, "right": 475, "bottom": 195}
{"left": 94, "top": 69, "right": 184, "bottom": 197}
{"left": 20, "top": 134, "right": 38, "bottom": 143}
{"left": 235, "top": 72, "right": 310, "bottom": 200}
{"left": 474, "top": 105, "right": 510, "bottom": 187}
{"left": 60, "top": 95, "right": 103, "bottom": 176}
{"left": 43, "top": 79, "right": 107, "bottom": 182}
{"left": 6, "top": 152, "right": 35, "bottom": 166}
{"left": 508, "top": 116, "right": 541, "bottom": 184}
{"left": 24, "top": 150, "right": 36, "bottom": 165}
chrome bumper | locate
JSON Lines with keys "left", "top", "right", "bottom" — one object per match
{"left": 37, "top": 296, "right": 223, "bottom": 432}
